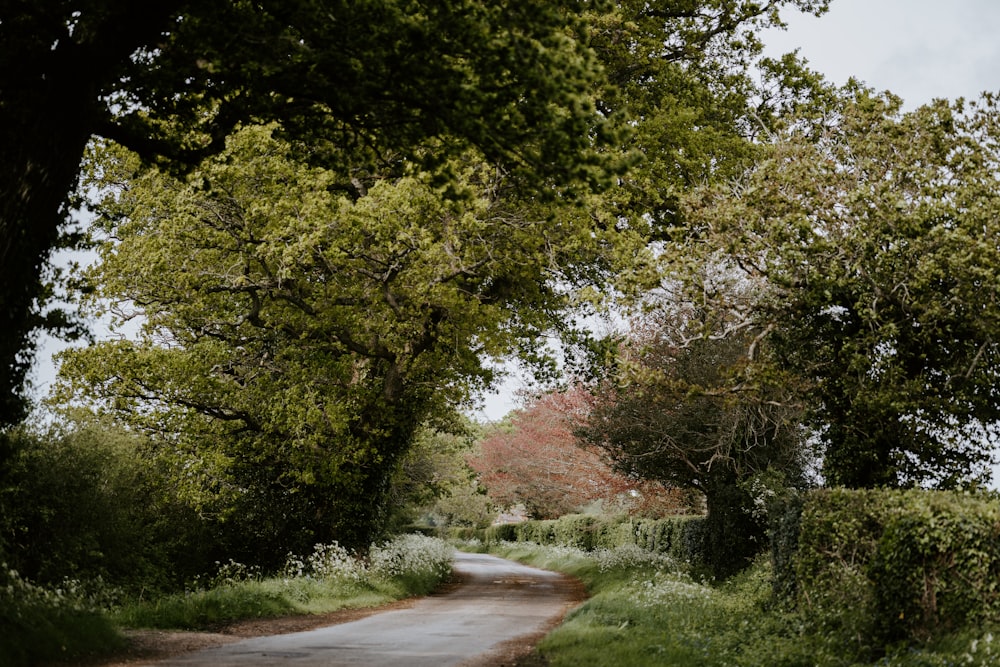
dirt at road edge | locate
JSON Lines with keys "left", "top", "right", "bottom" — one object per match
{"left": 70, "top": 569, "right": 586, "bottom": 667}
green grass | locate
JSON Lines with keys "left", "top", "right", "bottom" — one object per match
{"left": 114, "top": 533, "right": 454, "bottom": 630}
{"left": 3, "top": 534, "right": 454, "bottom": 666}
{"left": 466, "top": 540, "right": 1000, "bottom": 667}
{"left": 111, "top": 575, "right": 427, "bottom": 630}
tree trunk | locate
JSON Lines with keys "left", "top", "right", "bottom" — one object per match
{"left": 702, "top": 472, "right": 765, "bottom": 578}
{"left": 0, "top": 77, "right": 95, "bottom": 426}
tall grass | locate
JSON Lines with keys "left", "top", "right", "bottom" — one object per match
{"left": 466, "top": 540, "right": 1000, "bottom": 667}
{"left": 114, "top": 534, "right": 453, "bottom": 630}
{"left": 2, "top": 534, "right": 453, "bottom": 666}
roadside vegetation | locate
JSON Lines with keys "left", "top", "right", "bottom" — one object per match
{"left": 1, "top": 533, "right": 453, "bottom": 666}
{"left": 6, "top": 3, "right": 1000, "bottom": 667}
{"left": 464, "top": 535, "right": 1000, "bottom": 667}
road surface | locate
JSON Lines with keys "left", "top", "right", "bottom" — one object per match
{"left": 152, "top": 552, "right": 581, "bottom": 666}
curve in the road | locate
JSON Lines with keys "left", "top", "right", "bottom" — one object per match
{"left": 152, "top": 551, "right": 581, "bottom": 666}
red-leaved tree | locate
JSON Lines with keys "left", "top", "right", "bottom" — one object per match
{"left": 470, "top": 387, "right": 685, "bottom": 519}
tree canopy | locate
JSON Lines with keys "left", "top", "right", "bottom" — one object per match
{"left": 470, "top": 387, "right": 683, "bottom": 519}
{"left": 56, "top": 124, "right": 640, "bottom": 552}
{"left": 10, "top": 0, "right": 835, "bottom": 561}
{"left": 674, "top": 88, "right": 1000, "bottom": 488}
{"left": 0, "top": 0, "right": 616, "bottom": 428}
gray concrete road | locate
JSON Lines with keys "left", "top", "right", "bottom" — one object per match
{"left": 152, "top": 552, "right": 581, "bottom": 666}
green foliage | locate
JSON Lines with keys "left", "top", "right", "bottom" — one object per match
{"left": 58, "top": 124, "right": 643, "bottom": 557}
{"left": 777, "top": 488, "right": 1000, "bottom": 659}
{"left": 0, "top": 0, "right": 625, "bottom": 431}
{"left": 480, "top": 514, "right": 711, "bottom": 574}
{"left": 474, "top": 541, "right": 1000, "bottom": 667}
{"left": 0, "top": 422, "right": 211, "bottom": 593}
{"left": 483, "top": 523, "right": 520, "bottom": 545}
{"left": 0, "top": 568, "right": 124, "bottom": 667}
{"left": 677, "top": 89, "right": 1000, "bottom": 488}
{"left": 516, "top": 519, "right": 559, "bottom": 547}
{"left": 115, "top": 535, "right": 453, "bottom": 630}
{"left": 587, "top": 0, "right": 832, "bottom": 233}
{"left": 767, "top": 491, "right": 805, "bottom": 600}
{"left": 386, "top": 422, "right": 495, "bottom": 531}
{"left": 552, "top": 515, "right": 601, "bottom": 550}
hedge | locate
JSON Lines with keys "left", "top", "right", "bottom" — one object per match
{"left": 477, "top": 514, "right": 708, "bottom": 569}
{"left": 770, "top": 488, "right": 1000, "bottom": 647}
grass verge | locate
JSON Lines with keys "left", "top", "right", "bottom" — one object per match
{"left": 114, "top": 534, "right": 454, "bottom": 630}
{"left": 3, "top": 534, "right": 453, "bottom": 666}
{"left": 110, "top": 576, "right": 420, "bottom": 630}
{"left": 463, "top": 540, "right": 1000, "bottom": 667}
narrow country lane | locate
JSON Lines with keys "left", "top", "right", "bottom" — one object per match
{"left": 150, "top": 552, "right": 581, "bottom": 666}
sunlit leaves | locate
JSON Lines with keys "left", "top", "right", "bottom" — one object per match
{"left": 56, "top": 124, "right": 641, "bottom": 549}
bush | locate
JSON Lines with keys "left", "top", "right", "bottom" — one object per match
{"left": 368, "top": 534, "right": 454, "bottom": 594}
{"left": 484, "top": 514, "right": 710, "bottom": 573}
{"left": 776, "top": 488, "right": 1000, "bottom": 657}
{"left": 0, "top": 423, "right": 213, "bottom": 594}
{"left": 552, "top": 515, "right": 598, "bottom": 550}
{"left": 0, "top": 566, "right": 123, "bottom": 666}
{"left": 767, "top": 491, "right": 804, "bottom": 599}
{"left": 869, "top": 491, "right": 1000, "bottom": 642}
{"left": 517, "top": 518, "right": 559, "bottom": 545}
{"left": 483, "top": 523, "right": 518, "bottom": 544}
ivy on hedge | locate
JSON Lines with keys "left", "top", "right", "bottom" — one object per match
{"left": 770, "top": 488, "right": 1000, "bottom": 650}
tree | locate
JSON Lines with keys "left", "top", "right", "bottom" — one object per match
{"left": 385, "top": 419, "right": 495, "bottom": 531}
{"left": 586, "top": 0, "right": 831, "bottom": 235}
{"left": 677, "top": 88, "right": 1000, "bottom": 488}
{"left": 1, "top": 0, "right": 616, "bottom": 428}
{"left": 579, "top": 293, "right": 810, "bottom": 576}
{"left": 0, "top": 0, "right": 834, "bottom": 429}
{"left": 55, "top": 125, "right": 639, "bottom": 556}
{"left": 470, "top": 387, "right": 681, "bottom": 519}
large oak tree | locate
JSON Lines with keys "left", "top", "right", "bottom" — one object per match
{"left": 55, "top": 126, "right": 640, "bottom": 555}
{"left": 1, "top": 0, "right": 829, "bottom": 429}
{"left": 0, "top": 0, "right": 613, "bottom": 427}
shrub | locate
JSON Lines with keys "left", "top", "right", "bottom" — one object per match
{"left": 0, "top": 423, "right": 212, "bottom": 594}
{"left": 486, "top": 513, "right": 710, "bottom": 572}
{"left": 778, "top": 488, "right": 1000, "bottom": 657}
{"left": 516, "top": 519, "right": 557, "bottom": 545}
{"left": 767, "top": 490, "right": 804, "bottom": 599}
{"left": 0, "top": 566, "right": 123, "bottom": 666}
{"left": 117, "top": 534, "right": 455, "bottom": 630}
{"left": 483, "top": 523, "right": 518, "bottom": 544}
{"left": 552, "top": 515, "right": 598, "bottom": 550}
{"left": 869, "top": 491, "right": 1000, "bottom": 642}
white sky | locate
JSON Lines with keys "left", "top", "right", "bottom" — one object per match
{"left": 762, "top": 0, "right": 1000, "bottom": 108}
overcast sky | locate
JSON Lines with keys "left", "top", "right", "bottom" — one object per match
{"left": 762, "top": 0, "right": 1000, "bottom": 108}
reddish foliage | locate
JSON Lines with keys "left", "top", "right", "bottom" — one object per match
{"left": 470, "top": 387, "right": 685, "bottom": 519}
